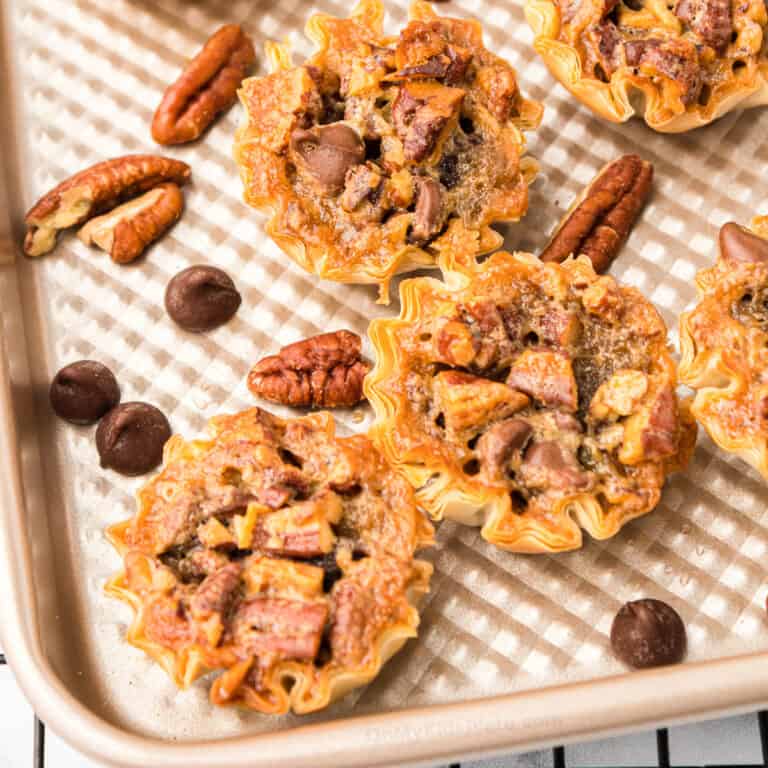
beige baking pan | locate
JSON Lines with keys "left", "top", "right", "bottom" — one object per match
{"left": 3, "top": 0, "right": 768, "bottom": 766}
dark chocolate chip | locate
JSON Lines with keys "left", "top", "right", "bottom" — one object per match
{"left": 290, "top": 123, "right": 365, "bottom": 194}
{"left": 50, "top": 360, "right": 120, "bottom": 425}
{"left": 95, "top": 401, "right": 171, "bottom": 476}
{"left": 719, "top": 222, "right": 768, "bottom": 265}
{"left": 610, "top": 598, "right": 687, "bottom": 669}
{"left": 165, "top": 265, "right": 241, "bottom": 332}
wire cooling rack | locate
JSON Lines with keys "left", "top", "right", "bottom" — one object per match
{"left": 2, "top": 641, "right": 767, "bottom": 768}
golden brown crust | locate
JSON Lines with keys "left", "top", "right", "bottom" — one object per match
{"left": 234, "top": 0, "right": 542, "bottom": 301}
{"left": 366, "top": 250, "right": 694, "bottom": 553}
{"left": 106, "top": 407, "right": 433, "bottom": 715}
{"left": 525, "top": 0, "right": 768, "bottom": 131}
{"left": 679, "top": 218, "right": 768, "bottom": 478}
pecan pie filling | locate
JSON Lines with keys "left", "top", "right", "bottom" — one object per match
{"left": 106, "top": 407, "right": 433, "bottom": 714}
{"left": 367, "top": 251, "right": 695, "bottom": 552}
{"left": 679, "top": 219, "right": 768, "bottom": 479}
{"left": 234, "top": 0, "right": 542, "bottom": 299}
{"left": 525, "top": 0, "right": 768, "bottom": 130}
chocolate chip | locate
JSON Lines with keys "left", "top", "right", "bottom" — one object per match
{"left": 50, "top": 360, "right": 120, "bottom": 425}
{"left": 719, "top": 222, "right": 768, "bottom": 265}
{"left": 165, "top": 265, "right": 241, "bottom": 332}
{"left": 411, "top": 177, "right": 443, "bottom": 243}
{"left": 290, "top": 123, "right": 365, "bottom": 194}
{"left": 95, "top": 402, "right": 171, "bottom": 476}
{"left": 611, "top": 598, "right": 687, "bottom": 669}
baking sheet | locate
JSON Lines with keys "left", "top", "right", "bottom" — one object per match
{"left": 3, "top": 0, "right": 768, "bottom": 761}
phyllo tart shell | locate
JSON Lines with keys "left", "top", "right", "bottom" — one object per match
{"left": 106, "top": 407, "right": 433, "bottom": 715}
{"left": 525, "top": 0, "right": 768, "bottom": 132}
{"left": 366, "top": 250, "right": 696, "bottom": 553}
{"left": 679, "top": 218, "right": 768, "bottom": 478}
{"left": 234, "top": 0, "right": 542, "bottom": 300}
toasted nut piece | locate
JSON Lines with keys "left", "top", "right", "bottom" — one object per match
{"left": 24, "top": 155, "right": 191, "bottom": 257}
{"left": 152, "top": 24, "right": 256, "bottom": 145}
{"left": 77, "top": 183, "right": 184, "bottom": 264}
{"left": 540, "top": 155, "right": 653, "bottom": 272}
{"left": 248, "top": 330, "right": 371, "bottom": 409}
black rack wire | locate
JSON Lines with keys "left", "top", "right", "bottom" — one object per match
{"left": 2, "top": 650, "right": 767, "bottom": 768}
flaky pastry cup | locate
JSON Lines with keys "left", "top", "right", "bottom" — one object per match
{"left": 525, "top": 0, "right": 768, "bottom": 132}
{"left": 234, "top": 0, "right": 542, "bottom": 301}
{"left": 106, "top": 407, "right": 433, "bottom": 715}
{"left": 366, "top": 250, "right": 695, "bottom": 553}
{"left": 679, "top": 217, "right": 768, "bottom": 478}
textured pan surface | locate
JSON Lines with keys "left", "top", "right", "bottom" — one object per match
{"left": 4, "top": 0, "right": 768, "bottom": 753}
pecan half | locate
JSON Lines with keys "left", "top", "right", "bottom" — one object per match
{"left": 674, "top": 0, "right": 732, "bottom": 52}
{"left": 77, "top": 182, "right": 183, "bottom": 263}
{"left": 151, "top": 24, "right": 256, "bottom": 145}
{"left": 540, "top": 154, "right": 653, "bottom": 272}
{"left": 24, "top": 155, "right": 191, "bottom": 257}
{"left": 248, "top": 330, "right": 371, "bottom": 409}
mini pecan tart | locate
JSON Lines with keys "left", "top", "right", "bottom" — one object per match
{"left": 525, "top": 0, "right": 768, "bottom": 131}
{"left": 234, "top": 0, "right": 542, "bottom": 301}
{"left": 679, "top": 218, "right": 768, "bottom": 478}
{"left": 106, "top": 407, "right": 433, "bottom": 714}
{"left": 366, "top": 251, "right": 695, "bottom": 553}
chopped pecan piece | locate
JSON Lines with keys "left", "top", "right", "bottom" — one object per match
{"left": 589, "top": 369, "right": 649, "bottom": 420}
{"left": 77, "top": 182, "right": 183, "bottom": 264}
{"left": 290, "top": 123, "right": 366, "bottom": 195}
{"left": 432, "top": 370, "right": 530, "bottom": 434}
{"left": 391, "top": 81, "right": 465, "bottom": 163}
{"left": 411, "top": 177, "right": 445, "bottom": 243}
{"left": 623, "top": 38, "right": 702, "bottom": 106}
{"left": 254, "top": 491, "right": 343, "bottom": 558}
{"left": 455, "top": 300, "right": 517, "bottom": 370}
{"left": 620, "top": 383, "right": 679, "bottom": 463}
{"left": 520, "top": 441, "right": 592, "bottom": 491}
{"left": 539, "top": 308, "right": 582, "bottom": 346}
{"left": 507, "top": 349, "right": 579, "bottom": 411}
{"left": 393, "top": 21, "right": 472, "bottom": 85}
{"left": 540, "top": 154, "right": 653, "bottom": 272}
{"left": 248, "top": 330, "right": 371, "bottom": 409}
{"left": 151, "top": 25, "right": 256, "bottom": 145}
{"left": 341, "top": 163, "right": 383, "bottom": 212}
{"left": 719, "top": 222, "right": 768, "bottom": 264}
{"left": 584, "top": 21, "right": 623, "bottom": 79}
{"left": 476, "top": 63, "right": 522, "bottom": 122}
{"left": 232, "top": 597, "right": 328, "bottom": 661}
{"left": 674, "top": 0, "right": 732, "bottom": 52}
{"left": 190, "top": 562, "right": 242, "bottom": 619}
{"left": 24, "top": 155, "right": 191, "bottom": 257}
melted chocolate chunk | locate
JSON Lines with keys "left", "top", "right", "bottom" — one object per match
{"left": 96, "top": 402, "right": 172, "bottom": 476}
{"left": 50, "top": 360, "right": 120, "bottom": 425}
{"left": 290, "top": 123, "right": 365, "bottom": 194}
{"left": 611, "top": 598, "right": 687, "bottom": 669}
{"left": 165, "top": 266, "right": 241, "bottom": 332}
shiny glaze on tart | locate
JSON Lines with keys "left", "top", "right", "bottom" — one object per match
{"left": 106, "top": 407, "right": 433, "bottom": 714}
{"left": 234, "top": 0, "right": 542, "bottom": 300}
{"left": 366, "top": 250, "right": 695, "bottom": 552}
